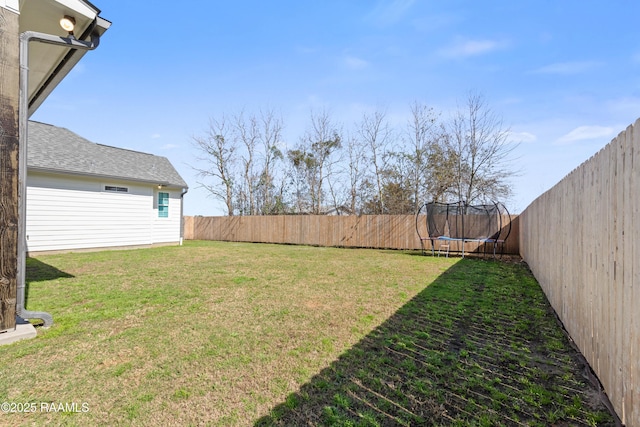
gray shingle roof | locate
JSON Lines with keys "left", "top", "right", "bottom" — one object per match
{"left": 27, "top": 121, "right": 188, "bottom": 188}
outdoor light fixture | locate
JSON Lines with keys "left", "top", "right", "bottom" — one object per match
{"left": 59, "top": 15, "right": 76, "bottom": 33}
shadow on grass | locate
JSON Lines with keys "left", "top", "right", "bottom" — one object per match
{"left": 255, "top": 259, "right": 616, "bottom": 426}
{"left": 25, "top": 257, "right": 74, "bottom": 307}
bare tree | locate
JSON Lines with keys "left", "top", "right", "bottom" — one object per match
{"left": 380, "top": 151, "right": 415, "bottom": 214}
{"left": 192, "top": 116, "right": 237, "bottom": 215}
{"left": 191, "top": 95, "right": 517, "bottom": 216}
{"left": 234, "top": 111, "right": 259, "bottom": 215}
{"left": 405, "top": 101, "right": 440, "bottom": 209}
{"left": 345, "top": 132, "right": 367, "bottom": 214}
{"left": 446, "top": 92, "right": 518, "bottom": 204}
{"left": 309, "top": 109, "right": 342, "bottom": 214}
{"left": 289, "top": 109, "right": 342, "bottom": 214}
{"left": 286, "top": 148, "right": 312, "bottom": 214}
{"left": 357, "top": 109, "right": 392, "bottom": 214}
{"left": 324, "top": 148, "right": 346, "bottom": 214}
{"left": 426, "top": 128, "right": 458, "bottom": 203}
{"left": 256, "top": 109, "right": 285, "bottom": 214}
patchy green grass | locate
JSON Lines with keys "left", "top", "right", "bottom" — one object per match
{"left": 0, "top": 241, "right": 614, "bottom": 426}
{"left": 255, "top": 256, "right": 615, "bottom": 426}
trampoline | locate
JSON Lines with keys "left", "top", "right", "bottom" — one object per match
{"left": 415, "top": 201, "right": 511, "bottom": 258}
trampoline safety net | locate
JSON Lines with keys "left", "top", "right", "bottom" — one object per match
{"left": 416, "top": 201, "right": 511, "bottom": 257}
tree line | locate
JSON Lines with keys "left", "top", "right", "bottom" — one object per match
{"left": 192, "top": 92, "right": 518, "bottom": 216}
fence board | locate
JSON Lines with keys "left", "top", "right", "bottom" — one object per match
{"left": 621, "top": 125, "right": 634, "bottom": 422}
{"left": 184, "top": 214, "right": 519, "bottom": 254}
{"left": 630, "top": 121, "right": 639, "bottom": 421}
{"left": 520, "top": 118, "right": 640, "bottom": 426}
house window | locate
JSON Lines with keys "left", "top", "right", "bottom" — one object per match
{"left": 158, "top": 192, "right": 169, "bottom": 218}
{"left": 105, "top": 185, "right": 128, "bottom": 193}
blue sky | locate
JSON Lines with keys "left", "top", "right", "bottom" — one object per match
{"left": 31, "top": 0, "right": 640, "bottom": 215}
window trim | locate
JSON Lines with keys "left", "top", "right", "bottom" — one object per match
{"left": 158, "top": 191, "right": 169, "bottom": 218}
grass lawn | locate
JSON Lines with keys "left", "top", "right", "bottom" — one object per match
{"left": 0, "top": 241, "right": 614, "bottom": 426}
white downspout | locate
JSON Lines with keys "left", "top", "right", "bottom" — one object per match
{"left": 179, "top": 188, "right": 189, "bottom": 245}
{"left": 17, "top": 29, "right": 101, "bottom": 327}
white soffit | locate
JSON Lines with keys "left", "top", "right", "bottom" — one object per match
{"left": 53, "top": 0, "right": 98, "bottom": 20}
{"left": 1, "top": 0, "right": 20, "bottom": 13}
{"left": 18, "top": 0, "right": 110, "bottom": 115}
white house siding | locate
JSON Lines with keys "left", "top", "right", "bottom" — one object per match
{"left": 26, "top": 172, "right": 181, "bottom": 252}
{"left": 152, "top": 190, "right": 183, "bottom": 243}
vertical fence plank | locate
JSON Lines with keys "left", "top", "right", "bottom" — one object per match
{"left": 630, "top": 119, "right": 640, "bottom": 424}
{"left": 183, "top": 216, "right": 193, "bottom": 240}
{"left": 621, "top": 123, "right": 634, "bottom": 423}
{"left": 609, "top": 137, "right": 619, "bottom": 406}
{"left": 613, "top": 128, "right": 626, "bottom": 415}
{"left": 185, "top": 214, "right": 519, "bottom": 253}
{"left": 519, "top": 119, "right": 640, "bottom": 426}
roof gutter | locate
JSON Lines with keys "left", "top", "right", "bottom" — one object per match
{"left": 17, "top": 27, "right": 101, "bottom": 327}
{"left": 27, "top": 19, "right": 100, "bottom": 115}
{"left": 180, "top": 187, "right": 189, "bottom": 245}
{"left": 28, "top": 166, "right": 187, "bottom": 189}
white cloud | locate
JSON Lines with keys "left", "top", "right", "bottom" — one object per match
{"left": 438, "top": 38, "right": 508, "bottom": 59}
{"left": 344, "top": 55, "right": 369, "bottom": 70}
{"left": 531, "top": 61, "right": 601, "bottom": 75}
{"left": 556, "top": 125, "right": 614, "bottom": 144}
{"left": 507, "top": 131, "right": 537, "bottom": 144}
{"left": 161, "top": 143, "right": 180, "bottom": 150}
{"left": 151, "top": 133, "right": 162, "bottom": 139}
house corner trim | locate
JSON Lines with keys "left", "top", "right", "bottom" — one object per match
{"left": 1, "top": 0, "right": 20, "bottom": 14}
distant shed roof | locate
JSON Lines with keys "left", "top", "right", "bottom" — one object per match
{"left": 27, "top": 121, "right": 188, "bottom": 188}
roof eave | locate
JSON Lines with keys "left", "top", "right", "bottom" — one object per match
{"left": 27, "top": 16, "right": 111, "bottom": 116}
{"left": 28, "top": 166, "right": 189, "bottom": 190}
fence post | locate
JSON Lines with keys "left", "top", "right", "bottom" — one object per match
{"left": 0, "top": 6, "right": 20, "bottom": 332}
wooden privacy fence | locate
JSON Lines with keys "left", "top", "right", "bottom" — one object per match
{"left": 184, "top": 214, "right": 519, "bottom": 255}
{"left": 520, "top": 118, "right": 640, "bottom": 426}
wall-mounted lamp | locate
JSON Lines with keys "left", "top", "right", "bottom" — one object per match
{"left": 158, "top": 184, "right": 164, "bottom": 189}
{"left": 59, "top": 15, "right": 76, "bottom": 34}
